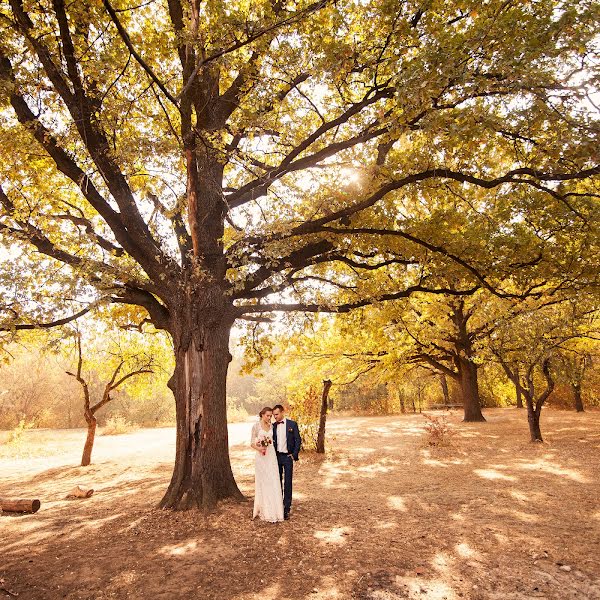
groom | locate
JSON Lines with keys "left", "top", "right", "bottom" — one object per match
{"left": 272, "top": 404, "right": 301, "bottom": 520}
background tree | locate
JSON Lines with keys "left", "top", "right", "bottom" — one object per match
{"left": 1, "top": 0, "right": 598, "bottom": 508}
{"left": 66, "top": 330, "right": 155, "bottom": 466}
{"left": 555, "top": 345, "right": 594, "bottom": 412}
{"left": 491, "top": 300, "right": 599, "bottom": 441}
{"left": 0, "top": 332, "right": 80, "bottom": 429}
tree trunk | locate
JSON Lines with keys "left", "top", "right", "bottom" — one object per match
{"left": 458, "top": 358, "right": 485, "bottom": 422}
{"left": 515, "top": 379, "right": 523, "bottom": 408}
{"left": 526, "top": 396, "right": 543, "bottom": 442}
{"left": 159, "top": 311, "right": 243, "bottom": 510}
{"left": 81, "top": 412, "right": 97, "bottom": 467}
{"left": 440, "top": 374, "right": 450, "bottom": 407}
{"left": 316, "top": 379, "right": 332, "bottom": 454}
{"left": 399, "top": 390, "right": 406, "bottom": 414}
{"left": 511, "top": 364, "right": 523, "bottom": 408}
{"left": 573, "top": 383, "right": 584, "bottom": 412}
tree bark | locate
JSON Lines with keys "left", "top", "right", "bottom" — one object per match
{"left": 316, "top": 379, "right": 332, "bottom": 454}
{"left": 458, "top": 357, "right": 485, "bottom": 422}
{"left": 159, "top": 303, "right": 243, "bottom": 510}
{"left": 81, "top": 412, "right": 97, "bottom": 467}
{"left": 573, "top": 383, "right": 584, "bottom": 412}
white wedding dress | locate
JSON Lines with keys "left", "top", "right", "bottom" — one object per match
{"left": 251, "top": 422, "right": 284, "bottom": 522}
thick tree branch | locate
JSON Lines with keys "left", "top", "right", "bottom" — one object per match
{"left": 235, "top": 284, "right": 478, "bottom": 315}
{"left": 411, "top": 353, "right": 458, "bottom": 380}
{"left": 230, "top": 164, "right": 598, "bottom": 298}
{"left": 226, "top": 86, "right": 395, "bottom": 207}
{"left": 216, "top": 51, "right": 260, "bottom": 123}
{"left": 0, "top": 51, "right": 137, "bottom": 255}
{"left": 110, "top": 287, "right": 171, "bottom": 331}
{"left": 231, "top": 239, "right": 333, "bottom": 298}
{"left": 0, "top": 186, "right": 131, "bottom": 284}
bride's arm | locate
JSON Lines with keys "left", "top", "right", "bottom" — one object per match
{"left": 250, "top": 423, "right": 259, "bottom": 451}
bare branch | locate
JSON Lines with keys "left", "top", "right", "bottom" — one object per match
{"left": 2, "top": 305, "right": 94, "bottom": 332}
{"left": 65, "top": 333, "right": 91, "bottom": 411}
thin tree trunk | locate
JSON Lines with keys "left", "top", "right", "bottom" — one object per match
{"left": 573, "top": 383, "right": 584, "bottom": 412}
{"left": 524, "top": 359, "right": 553, "bottom": 443}
{"left": 440, "top": 374, "right": 450, "bottom": 408}
{"left": 515, "top": 380, "right": 523, "bottom": 408}
{"left": 512, "top": 364, "right": 523, "bottom": 408}
{"left": 159, "top": 314, "right": 243, "bottom": 510}
{"left": 399, "top": 390, "right": 406, "bottom": 414}
{"left": 459, "top": 358, "right": 485, "bottom": 422}
{"left": 526, "top": 396, "right": 543, "bottom": 442}
{"left": 316, "top": 379, "right": 332, "bottom": 454}
{"left": 81, "top": 412, "right": 96, "bottom": 467}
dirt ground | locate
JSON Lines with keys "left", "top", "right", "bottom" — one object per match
{"left": 1, "top": 408, "right": 599, "bottom": 600}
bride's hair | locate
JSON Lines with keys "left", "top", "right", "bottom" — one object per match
{"left": 259, "top": 406, "right": 273, "bottom": 418}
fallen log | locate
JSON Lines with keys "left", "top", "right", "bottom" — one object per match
{"left": 0, "top": 498, "right": 41, "bottom": 513}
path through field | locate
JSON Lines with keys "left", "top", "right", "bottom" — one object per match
{"left": 1, "top": 409, "right": 599, "bottom": 600}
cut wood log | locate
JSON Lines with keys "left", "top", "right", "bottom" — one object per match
{"left": 65, "top": 486, "right": 94, "bottom": 499}
{"left": 0, "top": 498, "right": 41, "bottom": 513}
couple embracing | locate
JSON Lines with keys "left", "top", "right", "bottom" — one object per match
{"left": 250, "top": 404, "right": 301, "bottom": 522}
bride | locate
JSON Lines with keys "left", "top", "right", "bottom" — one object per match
{"left": 250, "top": 406, "right": 284, "bottom": 522}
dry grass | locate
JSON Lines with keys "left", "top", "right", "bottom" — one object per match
{"left": 101, "top": 415, "right": 137, "bottom": 436}
{"left": 1, "top": 408, "right": 599, "bottom": 600}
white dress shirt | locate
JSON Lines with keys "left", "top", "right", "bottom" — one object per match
{"left": 275, "top": 417, "right": 288, "bottom": 453}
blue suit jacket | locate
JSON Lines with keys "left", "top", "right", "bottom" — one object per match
{"left": 273, "top": 418, "right": 302, "bottom": 461}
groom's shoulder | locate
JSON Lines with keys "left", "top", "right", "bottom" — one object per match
{"left": 286, "top": 418, "right": 298, "bottom": 426}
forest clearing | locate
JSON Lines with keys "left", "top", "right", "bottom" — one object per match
{"left": 2, "top": 409, "right": 599, "bottom": 600}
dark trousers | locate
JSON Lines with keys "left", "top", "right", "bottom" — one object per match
{"left": 276, "top": 453, "right": 293, "bottom": 514}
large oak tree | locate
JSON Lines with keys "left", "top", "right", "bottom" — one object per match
{"left": 0, "top": 0, "right": 598, "bottom": 508}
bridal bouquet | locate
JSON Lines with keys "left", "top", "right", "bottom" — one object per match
{"left": 256, "top": 435, "right": 272, "bottom": 455}
{"left": 256, "top": 435, "right": 273, "bottom": 448}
